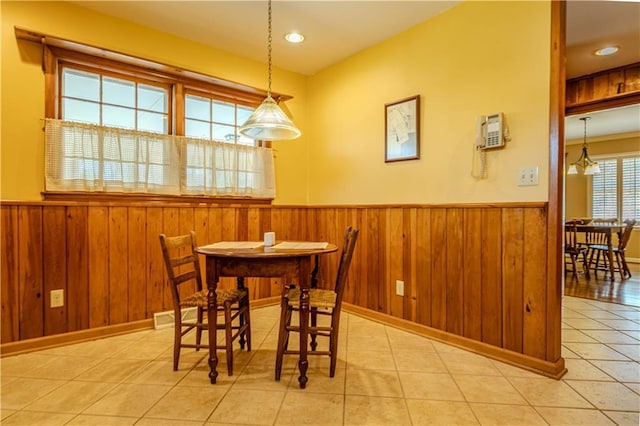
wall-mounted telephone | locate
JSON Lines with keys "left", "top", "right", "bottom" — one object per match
{"left": 476, "top": 113, "right": 506, "bottom": 150}
{"left": 471, "top": 112, "right": 510, "bottom": 179}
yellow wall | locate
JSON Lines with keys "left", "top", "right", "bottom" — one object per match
{"left": 565, "top": 133, "right": 640, "bottom": 260}
{"left": 2, "top": 1, "right": 552, "bottom": 205}
{"left": 306, "top": 1, "right": 551, "bottom": 204}
{"left": 0, "top": 1, "right": 308, "bottom": 203}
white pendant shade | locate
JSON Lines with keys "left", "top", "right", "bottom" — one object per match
{"left": 567, "top": 164, "right": 578, "bottom": 175}
{"left": 239, "top": 96, "right": 301, "bottom": 140}
{"left": 238, "top": 0, "right": 301, "bottom": 141}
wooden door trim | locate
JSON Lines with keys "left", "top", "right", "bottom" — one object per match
{"left": 547, "top": 0, "right": 566, "bottom": 368}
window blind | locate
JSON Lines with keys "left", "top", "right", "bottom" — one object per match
{"left": 591, "top": 159, "right": 618, "bottom": 219}
{"left": 622, "top": 156, "right": 640, "bottom": 221}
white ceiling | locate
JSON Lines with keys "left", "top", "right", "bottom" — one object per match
{"left": 71, "top": 0, "right": 640, "bottom": 140}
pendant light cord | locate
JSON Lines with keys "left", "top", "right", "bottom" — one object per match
{"left": 267, "top": 0, "right": 273, "bottom": 97}
{"left": 582, "top": 116, "right": 589, "bottom": 149}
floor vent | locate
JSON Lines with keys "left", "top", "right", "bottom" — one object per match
{"left": 153, "top": 307, "right": 198, "bottom": 329}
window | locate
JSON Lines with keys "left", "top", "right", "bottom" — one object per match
{"left": 590, "top": 154, "right": 640, "bottom": 222}
{"left": 61, "top": 66, "right": 169, "bottom": 132}
{"left": 40, "top": 40, "right": 281, "bottom": 200}
{"left": 182, "top": 92, "right": 270, "bottom": 196}
{"left": 185, "top": 93, "right": 254, "bottom": 145}
{"left": 48, "top": 66, "right": 179, "bottom": 193}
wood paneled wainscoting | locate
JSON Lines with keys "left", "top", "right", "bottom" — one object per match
{"left": 0, "top": 201, "right": 564, "bottom": 378}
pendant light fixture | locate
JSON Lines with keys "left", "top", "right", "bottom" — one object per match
{"left": 239, "top": 0, "right": 301, "bottom": 140}
{"left": 567, "top": 117, "right": 600, "bottom": 175}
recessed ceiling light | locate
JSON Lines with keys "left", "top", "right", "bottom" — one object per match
{"left": 594, "top": 46, "right": 619, "bottom": 56}
{"left": 285, "top": 32, "right": 304, "bottom": 43}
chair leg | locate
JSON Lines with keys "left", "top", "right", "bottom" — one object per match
{"left": 570, "top": 254, "right": 579, "bottom": 281}
{"left": 587, "top": 249, "right": 595, "bottom": 277}
{"left": 173, "top": 311, "right": 182, "bottom": 371}
{"left": 243, "top": 295, "right": 252, "bottom": 352}
{"left": 196, "top": 306, "right": 204, "bottom": 350}
{"left": 237, "top": 278, "right": 247, "bottom": 350}
{"left": 620, "top": 253, "right": 632, "bottom": 279}
{"left": 275, "top": 298, "right": 291, "bottom": 381}
{"left": 310, "top": 307, "right": 318, "bottom": 351}
{"left": 581, "top": 251, "right": 590, "bottom": 279}
{"left": 224, "top": 301, "right": 233, "bottom": 376}
{"left": 593, "top": 250, "right": 601, "bottom": 277}
{"left": 329, "top": 310, "right": 340, "bottom": 378}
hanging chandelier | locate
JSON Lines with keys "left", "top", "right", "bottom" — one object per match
{"left": 567, "top": 117, "right": 600, "bottom": 175}
{"left": 239, "top": 0, "right": 301, "bottom": 141}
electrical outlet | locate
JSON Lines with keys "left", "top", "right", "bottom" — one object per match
{"left": 518, "top": 166, "right": 539, "bottom": 186}
{"left": 50, "top": 289, "right": 64, "bottom": 308}
{"left": 395, "top": 280, "right": 404, "bottom": 296}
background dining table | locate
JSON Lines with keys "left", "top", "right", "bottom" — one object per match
{"left": 569, "top": 223, "right": 624, "bottom": 281}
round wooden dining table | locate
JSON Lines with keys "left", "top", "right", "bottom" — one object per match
{"left": 196, "top": 241, "right": 338, "bottom": 388}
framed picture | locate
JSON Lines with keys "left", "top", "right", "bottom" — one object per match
{"left": 384, "top": 95, "right": 420, "bottom": 162}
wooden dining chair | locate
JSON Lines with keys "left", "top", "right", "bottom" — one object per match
{"left": 588, "top": 219, "right": 636, "bottom": 280}
{"left": 275, "top": 226, "right": 359, "bottom": 380}
{"left": 580, "top": 218, "right": 618, "bottom": 270}
{"left": 582, "top": 217, "right": 617, "bottom": 247}
{"left": 565, "top": 220, "right": 590, "bottom": 281}
{"left": 159, "top": 231, "right": 251, "bottom": 374}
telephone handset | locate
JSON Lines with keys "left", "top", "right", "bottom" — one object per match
{"left": 476, "top": 112, "right": 506, "bottom": 150}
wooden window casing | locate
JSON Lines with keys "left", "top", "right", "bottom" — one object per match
{"left": 25, "top": 27, "right": 286, "bottom": 203}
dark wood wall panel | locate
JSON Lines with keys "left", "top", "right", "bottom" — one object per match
{"left": 67, "top": 206, "right": 89, "bottom": 332}
{"left": 1, "top": 206, "right": 19, "bottom": 343}
{"left": 128, "top": 207, "right": 147, "bottom": 322}
{"left": 0, "top": 202, "right": 554, "bottom": 364}
{"left": 446, "top": 208, "right": 464, "bottom": 335}
{"left": 43, "top": 206, "right": 66, "bottom": 336}
{"left": 109, "top": 207, "right": 129, "bottom": 325}
{"left": 146, "top": 207, "right": 165, "bottom": 319}
{"left": 481, "top": 208, "right": 503, "bottom": 346}
{"left": 523, "top": 207, "right": 548, "bottom": 359}
{"left": 18, "top": 206, "right": 44, "bottom": 340}
{"left": 502, "top": 208, "right": 524, "bottom": 353}
{"left": 430, "top": 209, "right": 447, "bottom": 330}
{"left": 88, "top": 207, "right": 109, "bottom": 328}
{"left": 463, "top": 208, "right": 482, "bottom": 341}
{"left": 415, "top": 208, "right": 431, "bottom": 327}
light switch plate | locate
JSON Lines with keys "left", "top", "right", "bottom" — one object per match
{"left": 518, "top": 167, "right": 539, "bottom": 186}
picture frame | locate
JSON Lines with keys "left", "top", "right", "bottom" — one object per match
{"left": 384, "top": 95, "right": 420, "bottom": 162}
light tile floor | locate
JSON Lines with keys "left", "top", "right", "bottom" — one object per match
{"left": 1, "top": 295, "right": 638, "bottom": 425}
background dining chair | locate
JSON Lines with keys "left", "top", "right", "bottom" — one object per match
{"left": 159, "top": 231, "right": 251, "bottom": 374}
{"left": 565, "top": 220, "right": 590, "bottom": 281}
{"left": 581, "top": 218, "right": 618, "bottom": 276}
{"left": 582, "top": 217, "right": 617, "bottom": 249}
{"left": 275, "top": 226, "right": 359, "bottom": 380}
{"left": 588, "top": 219, "right": 637, "bottom": 280}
